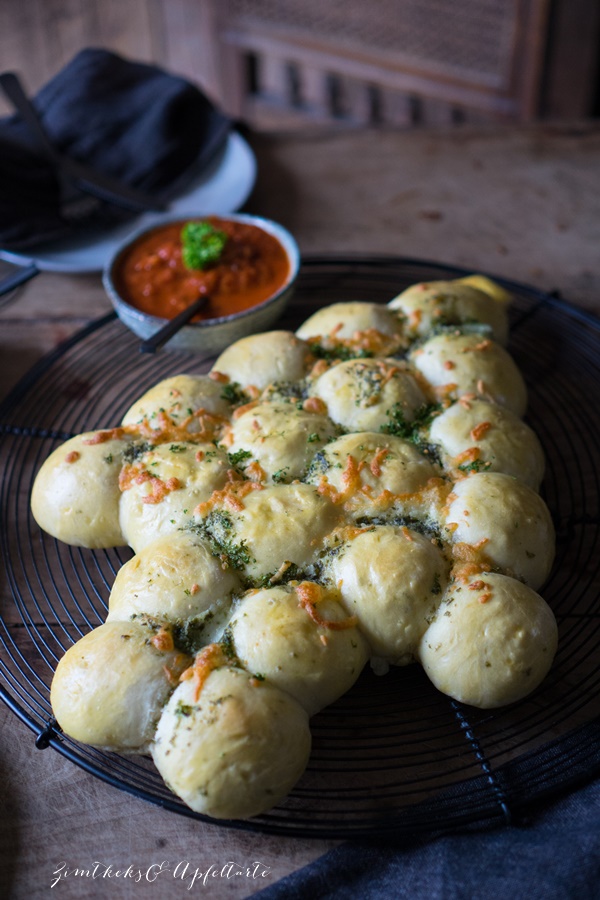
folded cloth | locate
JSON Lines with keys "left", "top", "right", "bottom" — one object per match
{"left": 0, "top": 47, "right": 231, "bottom": 251}
{"left": 257, "top": 781, "right": 600, "bottom": 900}
{"left": 256, "top": 719, "right": 600, "bottom": 900}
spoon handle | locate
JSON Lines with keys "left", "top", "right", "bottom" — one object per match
{"left": 139, "top": 296, "right": 208, "bottom": 354}
{"left": 0, "top": 262, "right": 39, "bottom": 298}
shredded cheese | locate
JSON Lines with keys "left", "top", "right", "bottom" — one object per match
{"left": 179, "top": 643, "right": 228, "bottom": 702}
{"left": 118, "top": 464, "right": 182, "bottom": 504}
{"left": 295, "top": 582, "right": 358, "bottom": 631}
{"left": 470, "top": 421, "right": 492, "bottom": 441}
{"left": 150, "top": 625, "right": 175, "bottom": 652}
{"left": 194, "top": 479, "right": 263, "bottom": 517}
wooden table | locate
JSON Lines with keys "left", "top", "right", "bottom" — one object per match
{"left": 1, "top": 123, "right": 599, "bottom": 899}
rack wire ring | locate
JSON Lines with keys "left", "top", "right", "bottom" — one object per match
{"left": 1, "top": 256, "right": 599, "bottom": 838}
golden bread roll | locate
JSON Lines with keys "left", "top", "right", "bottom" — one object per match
{"left": 228, "top": 583, "right": 369, "bottom": 716}
{"left": 409, "top": 331, "right": 527, "bottom": 415}
{"left": 456, "top": 274, "right": 513, "bottom": 307}
{"left": 444, "top": 472, "right": 555, "bottom": 589}
{"left": 419, "top": 573, "right": 558, "bottom": 708}
{"left": 388, "top": 279, "right": 509, "bottom": 344}
{"left": 324, "top": 525, "right": 449, "bottom": 665}
{"left": 196, "top": 482, "right": 341, "bottom": 581}
{"left": 211, "top": 330, "right": 310, "bottom": 391}
{"left": 152, "top": 663, "right": 311, "bottom": 819}
{"left": 50, "top": 621, "right": 190, "bottom": 750}
{"left": 119, "top": 441, "right": 230, "bottom": 552}
{"left": 310, "top": 358, "right": 427, "bottom": 432}
{"left": 428, "top": 399, "right": 545, "bottom": 490}
{"left": 228, "top": 401, "right": 338, "bottom": 484}
{"left": 296, "top": 301, "right": 403, "bottom": 341}
{"left": 31, "top": 433, "right": 131, "bottom": 548}
{"left": 305, "top": 431, "right": 438, "bottom": 516}
{"left": 121, "top": 373, "right": 231, "bottom": 430}
{"left": 107, "top": 530, "right": 240, "bottom": 642}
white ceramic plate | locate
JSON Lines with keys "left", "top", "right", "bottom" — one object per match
{"left": 0, "top": 132, "right": 256, "bottom": 274}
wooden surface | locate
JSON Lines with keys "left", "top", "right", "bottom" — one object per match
{"left": 1, "top": 122, "right": 600, "bottom": 899}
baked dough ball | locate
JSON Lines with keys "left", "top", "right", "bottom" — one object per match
{"left": 305, "top": 432, "right": 437, "bottom": 515}
{"left": 456, "top": 274, "right": 513, "bottom": 307}
{"left": 444, "top": 472, "right": 555, "bottom": 589}
{"left": 419, "top": 573, "right": 558, "bottom": 708}
{"left": 296, "top": 302, "right": 403, "bottom": 341}
{"left": 325, "top": 525, "right": 449, "bottom": 665}
{"left": 310, "top": 358, "right": 428, "bottom": 432}
{"left": 198, "top": 483, "right": 341, "bottom": 581}
{"left": 121, "top": 374, "right": 231, "bottom": 430}
{"left": 228, "top": 401, "right": 338, "bottom": 483}
{"left": 31, "top": 433, "right": 131, "bottom": 548}
{"left": 228, "top": 583, "right": 369, "bottom": 715}
{"left": 409, "top": 332, "right": 527, "bottom": 416}
{"left": 429, "top": 399, "right": 545, "bottom": 490}
{"left": 119, "top": 441, "right": 230, "bottom": 552}
{"left": 211, "top": 331, "right": 310, "bottom": 391}
{"left": 107, "top": 530, "right": 241, "bottom": 644}
{"left": 152, "top": 665, "right": 311, "bottom": 819}
{"left": 51, "top": 621, "right": 190, "bottom": 750}
{"left": 388, "top": 279, "right": 509, "bottom": 344}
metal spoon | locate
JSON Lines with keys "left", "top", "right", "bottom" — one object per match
{"left": 138, "top": 295, "right": 209, "bottom": 354}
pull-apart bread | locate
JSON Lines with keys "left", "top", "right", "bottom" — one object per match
{"left": 32, "top": 275, "right": 558, "bottom": 819}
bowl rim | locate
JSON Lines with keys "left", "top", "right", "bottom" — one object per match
{"left": 102, "top": 212, "right": 300, "bottom": 330}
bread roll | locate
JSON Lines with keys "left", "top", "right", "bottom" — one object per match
{"left": 388, "top": 279, "right": 509, "bottom": 344}
{"left": 121, "top": 374, "right": 231, "bottom": 430}
{"left": 50, "top": 621, "right": 190, "bottom": 750}
{"left": 196, "top": 483, "right": 341, "bottom": 581}
{"left": 325, "top": 525, "right": 449, "bottom": 664}
{"left": 310, "top": 358, "right": 427, "bottom": 432}
{"left": 409, "top": 332, "right": 527, "bottom": 415}
{"left": 31, "top": 432, "right": 131, "bottom": 548}
{"left": 228, "top": 583, "right": 368, "bottom": 715}
{"left": 211, "top": 331, "right": 310, "bottom": 390}
{"left": 297, "top": 301, "right": 403, "bottom": 341}
{"left": 419, "top": 573, "right": 558, "bottom": 708}
{"left": 428, "top": 399, "right": 545, "bottom": 490}
{"left": 305, "top": 431, "right": 437, "bottom": 516}
{"left": 119, "top": 441, "right": 230, "bottom": 552}
{"left": 228, "top": 401, "right": 338, "bottom": 484}
{"left": 444, "top": 472, "right": 555, "bottom": 589}
{"left": 107, "top": 530, "right": 240, "bottom": 644}
{"left": 456, "top": 274, "right": 513, "bottom": 307}
{"left": 152, "top": 664, "right": 311, "bottom": 819}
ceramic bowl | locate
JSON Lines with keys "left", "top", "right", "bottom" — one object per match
{"left": 102, "top": 213, "right": 300, "bottom": 354}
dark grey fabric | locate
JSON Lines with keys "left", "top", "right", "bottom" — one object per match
{"left": 256, "top": 721, "right": 600, "bottom": 900}
{"left": 257, "top": 781, "right": 600, "bottom": 900}
{"left": 0, "top": 48, "right": 230, "bottom": 250}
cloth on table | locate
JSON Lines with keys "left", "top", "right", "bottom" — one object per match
{"left": 0, "top": 48, "right": 230, "bottom": 251}
{"left": 256, "top": 718, "right": 600, "bottom": 900}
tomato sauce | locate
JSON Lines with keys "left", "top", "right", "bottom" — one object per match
{"left": 114, "top": 217, "right": 291, "bottom": 321}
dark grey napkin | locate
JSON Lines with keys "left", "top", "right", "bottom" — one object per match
{"left": 0, "top": 48, "right": 231, "bottom": 251}
{"left": 256, "top": 719, "right": 600, "bottom": 900}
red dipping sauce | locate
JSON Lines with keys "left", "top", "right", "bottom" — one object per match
{"left": 114, "top": 217, "right": 291, "bottom": 321}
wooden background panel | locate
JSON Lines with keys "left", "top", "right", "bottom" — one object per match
{"left": 0, "top": 0, "right": 598, "bottom": 127}
{"left": 0, "top": 0, "right": 221, "bottom": 116}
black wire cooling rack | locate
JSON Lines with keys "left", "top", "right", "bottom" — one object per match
{"left": 1, "top": 256, "right": 599, "bottom": 839}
